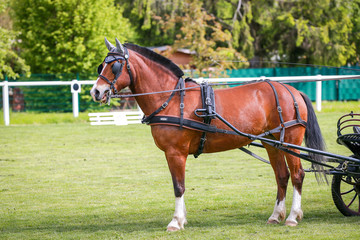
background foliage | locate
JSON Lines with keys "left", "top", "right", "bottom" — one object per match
{"left": 116, "top": 0, "right": 360, "bottom": 68}
{"left": 10, "top": 0, "right": 136, "bottom": 74}
{"left": 1, "top": 0, "right": 360, "bottom": 77}
{"left": 0, "top": 0, "right": 30, "bottom": 79}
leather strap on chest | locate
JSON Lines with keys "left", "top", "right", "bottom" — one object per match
{"left": 142, "top": 77, "right": 185, "bottom": 125}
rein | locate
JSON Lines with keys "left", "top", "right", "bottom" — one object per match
{"left": 110, "top": 80, "right": 269, "bottom": 99}
{"left": 110, "top": 85, "right": 200, "bottom": 98}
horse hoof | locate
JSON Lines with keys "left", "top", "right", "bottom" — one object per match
{"left": 167, "top": 226, "right": 181, "bottom": 232}
{"left": 267, "top": 219, "right": 280, "bottom": 224}
{"left": 285, "top": 220, "right": 298, "bottom": 227}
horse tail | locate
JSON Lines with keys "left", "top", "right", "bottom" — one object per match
{"left": 300, "top": 92, "right": 328, "bottom": 183}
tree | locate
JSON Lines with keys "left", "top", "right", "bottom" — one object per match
{"left": 11, "top": 0, "right": 137, "bottom": 74}
{"left": 0, "top": 0, "right": 30, "bottom": 79}
{"left": 349, "top": 0, "right": 360, "bottom": 65}
{"left": 186, "top": 0, "right": 359, "bottom": 67}
{"left": 269, "top": 0, "right": 356, "bottom": 66}
{"left": 231, "top": 0, "right": 358, "bottom": 66}
{"left": 116, "top": 0, "right": 184, "bottom": 46}
{"left": 158, "top": 0, "right": 247, "bottom": 77}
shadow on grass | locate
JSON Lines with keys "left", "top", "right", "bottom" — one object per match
{"left": 2, "top": 205, "right": 359, "bottom": 236}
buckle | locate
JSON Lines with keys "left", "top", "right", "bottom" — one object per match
{"left": 161, "top": 102, "right": 168, "bottom": 109}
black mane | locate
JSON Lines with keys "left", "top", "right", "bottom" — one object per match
{"left": 124, "top": 43, "right": 184, "bottom": 78}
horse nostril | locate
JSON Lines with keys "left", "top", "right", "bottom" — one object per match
{"left": 94, "top": 89, "right": 100, "bottom": 100}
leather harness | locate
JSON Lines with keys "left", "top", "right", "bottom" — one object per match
{"left": 142, "top": 78, "right": 307, "bottom": 158}
{"left": 99, "top": 47, "right": 306, "bottom": 158}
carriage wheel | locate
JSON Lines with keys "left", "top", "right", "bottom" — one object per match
{"left": 331, "top": 173, "right": 360, "bottom": 216}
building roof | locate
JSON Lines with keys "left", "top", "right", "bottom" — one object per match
{"left": 148, "top": 46, "right": 196, "bottom": 55}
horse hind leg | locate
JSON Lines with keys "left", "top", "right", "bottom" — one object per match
{"left": 284, "top": 151, "right": 305, "bottom": 226}
{"left": 263, "top": 143, "right": 290, "bottom": 224}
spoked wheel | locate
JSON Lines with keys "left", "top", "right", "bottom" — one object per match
{"left": 331, "top": 173, "right": 360, "bottom": 216}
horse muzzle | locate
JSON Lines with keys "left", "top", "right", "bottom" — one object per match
{"left": 90, "top": 84, "right": 109, "bottom": 103}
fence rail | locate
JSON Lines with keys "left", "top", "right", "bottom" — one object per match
{"left": 1, "top": 75, "right": 360, "bottom": 126}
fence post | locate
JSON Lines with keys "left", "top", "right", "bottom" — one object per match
{"left": 316, "top": 75, "right": 322, "bottom": 112}
{"left": 71, "top": 80, "right": 81, "bottom": 118}
{"left": 2, "top": 81, "right": 10, "bottom": 126}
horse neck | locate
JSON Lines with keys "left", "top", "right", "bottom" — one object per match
{"left": 129, "top": 53, "right": 180, "bottom": 115}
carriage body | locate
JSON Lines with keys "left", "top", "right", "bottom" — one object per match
{"left": 330, "top": 113, "right": 360, "bottom": 216}
{"left": 336, "top": 112, "right": 360, "bottom": 159}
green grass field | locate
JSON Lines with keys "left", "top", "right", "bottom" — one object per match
{"left": 1, "top": 101, "right": 360, "bottom": 239}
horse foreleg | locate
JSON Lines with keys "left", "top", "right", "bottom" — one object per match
{"left": 263, "top": 143, "right": 290, "bottom": 224}
{"left": 165, "top": 150, "right": 188, "bottom": 231}
{"left": 284, "top": 151, "right": 305, "bottom": 227}
{"left": 167, "top": 195, "right": 187, "bottom": 231}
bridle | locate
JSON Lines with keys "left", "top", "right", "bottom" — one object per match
{"left": 97, "top": 47, "right": 134, "bottom": 102}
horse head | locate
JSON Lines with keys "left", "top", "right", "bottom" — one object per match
{"left": 90, "top": 37, "right": 133, "bottom": 103}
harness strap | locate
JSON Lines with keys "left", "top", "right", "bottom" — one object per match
{"left": 179, "top": 78, "right": 185, "bottom": 129}
{"left": 124, "top": 48, "right": 134, "bottom": 86}
{"left": 147, "top": 115, "right": 238, "bottom": 135}
{"left": 194, "top": 132, "right": 208, "bottom": 158}
{"left": 142, "top": 77, "right": 185, "bottom": 124}
{"left": 256, "top": 119, "right": 306, "bottom": 138}
{"left": 263, "top": 80, "right": 307, "bottom": 143}
{"left": 194, "top": 82, "right": 216, "bottom": 158}
{"left": 265, "top": 80, "right": 286, "bottom": 142}
{"left": 278, "top": 82, "right": 306, "bottom": 125}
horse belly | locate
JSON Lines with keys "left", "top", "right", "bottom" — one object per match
{"left": 201, "top": 133, "right": 252, "bottom": 153}
{"left": 198, "top": 86, "right": 268, "bottom": 153}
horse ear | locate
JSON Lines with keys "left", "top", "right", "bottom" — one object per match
{"left": 115, "top": 38, "right": 125, "bottom": 55}
{"left": 105, "top": 37, "right": 116, "bottom": 52}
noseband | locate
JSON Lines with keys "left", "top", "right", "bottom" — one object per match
{"left": 97, "top": 47, "right": 134, "bottom": 97}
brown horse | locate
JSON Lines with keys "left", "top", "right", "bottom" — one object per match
{"left": 90, "top": 38, "right": 325, "bottom": 230}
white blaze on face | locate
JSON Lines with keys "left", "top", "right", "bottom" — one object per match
{"left": 90, "top": 63, "right": 110, "bottom": 101}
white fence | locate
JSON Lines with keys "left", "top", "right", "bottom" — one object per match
{"left": 1, "top": 75, "right": 360, "bottom": 126}
{"left": 88, "top": 110, "right": 143, "bottom": 125}
{"left": 1, "top": 80, "right": 95, "bottom": 126}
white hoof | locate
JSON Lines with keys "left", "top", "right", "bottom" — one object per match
{"left": 285, "top": 208, "right": 303, "bottom": 226}
{"left": 285, "top": 220, "right": 298, "bottom": 227}
{"left": 167, "top": 217, "right": 187, "bottom": 231}
{"left": 267, "top": 218, "right": 280, "bottom": 224}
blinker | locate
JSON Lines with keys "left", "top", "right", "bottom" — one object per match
{"left": 97, "top": 64, "right": 103, "bottom": 75}
{"left": 97, "top": 55, "right": 125, "bottom": 75}
{"left": 112, "top": 61, "right": 123, "bottom": 75}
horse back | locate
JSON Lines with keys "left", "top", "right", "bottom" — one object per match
{"left": 214, "top": 81, "right": 307, "bottom": 129}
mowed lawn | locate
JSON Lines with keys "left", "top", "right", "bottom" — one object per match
{"left": 1, "top": 102, "right": 360, "bottom": 239}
